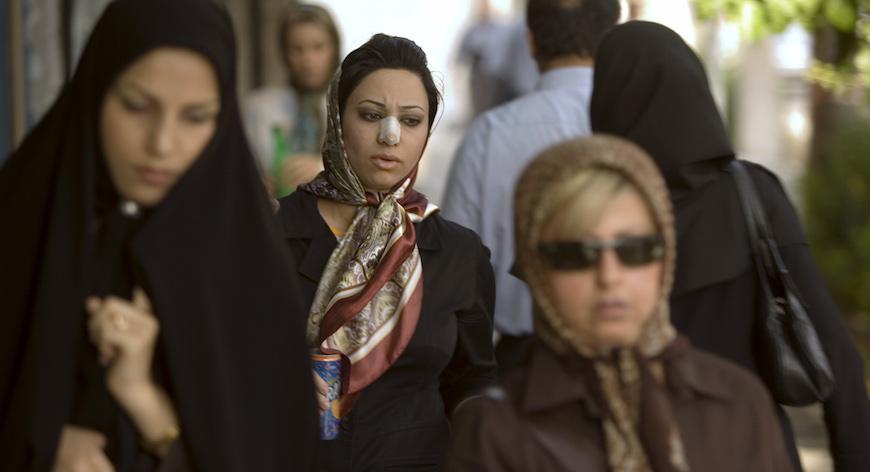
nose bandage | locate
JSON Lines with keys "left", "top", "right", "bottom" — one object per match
{"left": 378, "top": 116, "right": 401, "bottom": 145}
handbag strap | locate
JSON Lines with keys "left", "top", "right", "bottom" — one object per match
{"left": 731, "top": 160, "right": 810, "bottom": 303}
{"left": 729, "top": 160, "right": 776, "bottom": 292}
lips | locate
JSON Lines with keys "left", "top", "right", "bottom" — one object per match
{"left": 593, "top": 299, "right": 630, "bottom": 320}
{"left": 370, "top": 154, "right": 401, "bottom": 171}
{"left": 134, "top": 165, "right": 175, "bottom": 186}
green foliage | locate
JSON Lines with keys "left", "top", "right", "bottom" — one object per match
{"left": 824, "top": 0, "right": 858, "bottom": 31}
{"left": 693, "top": 0, "right": 833, "bottom": 38}
{"left": 692, "top": 0, "right": 869, "bottom": 92}
{"left": 803, "top": 112, "right": 870, "bottom": 319}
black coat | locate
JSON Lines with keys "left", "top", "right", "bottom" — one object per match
{"left": 591, "top": 22, "right": 870, "bottom": 471}
{"left": 0, "top": 1, "right": 317, "bottom": 469}
{"left": 277, "top": 190, "right": 497, "bottom": 471}
{"left": 669, "top": 163, "right": 870, "bottom": 471}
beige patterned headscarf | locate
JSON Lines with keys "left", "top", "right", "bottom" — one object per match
{"left": 514, "top": 135, "right": 690, "bottom": 472}
{"left": 299, "top": 69, "right": 438, "bottom": 415}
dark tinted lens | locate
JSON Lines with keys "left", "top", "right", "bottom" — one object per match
{"left": 613, "top": 235, "right": 664, "bottom": 266}
{"left": 538, "top": 235, "right": 663, "bottom": 270}
{"left": 537, "top": 242, "right": 600, "bottom": 269}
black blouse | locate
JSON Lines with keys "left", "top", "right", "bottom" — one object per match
{"left": 277, "top": 190, "right": 497, "bottom": 471}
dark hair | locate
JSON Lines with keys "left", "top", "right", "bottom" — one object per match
{"left": 527, "top": 0, "right": 620, "bottom": 63}
{"left": 279, "top": 4, "right": 341, "bottom": 74}
{"left": 338, "top": 34, "right": 440, "bottom": 131}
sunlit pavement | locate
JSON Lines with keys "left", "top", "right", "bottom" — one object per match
{"left": 789, "top": 405, "right": 833, "bottom": 472}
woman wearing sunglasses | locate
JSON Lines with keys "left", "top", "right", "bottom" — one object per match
{"left": 446, "top": 135, "right": 792, "bottom": 471}
{"left": 591, "top": 22, "right": 870, "bottom": 471}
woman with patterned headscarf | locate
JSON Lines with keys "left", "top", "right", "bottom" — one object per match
{"left": 275, "top": 34, "right": 496, "bottom": 471}
{"left": 446, "top": 135, "right": 792, "bottom": 471}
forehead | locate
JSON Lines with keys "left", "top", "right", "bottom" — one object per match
{"left": 287, "top": 21, "right": 332, "bottom": 44}
{"left": 585, "top": 191, "right": 656, "bottom": 235}
{"left": 548, "top": 188, "right": 656, "bottom": 240}
{"left": 347, "top": 69, "right": 428, "bottom": 109}
{"left": 115, "top": 47, "right": 219, "bottom": 101}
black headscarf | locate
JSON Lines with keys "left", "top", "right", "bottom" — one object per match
{"left": 590, "top": 21, "right": 750, "bottom": 294}
{"left": 0, "top": 0, "right": 317, "bottom": 470}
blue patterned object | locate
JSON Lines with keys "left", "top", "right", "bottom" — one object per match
{"left": 312, "top": 353, "right": 342, "bottom": 440}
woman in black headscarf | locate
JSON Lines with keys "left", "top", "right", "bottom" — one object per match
{"left": 0, "top": 0, "right": 317, "bottom": 470}
{"left": 591, "top": 21, "right": 870, "bottom": 471}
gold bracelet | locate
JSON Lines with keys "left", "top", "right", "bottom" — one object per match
{"left": 142, "top": 425, "right": 180, "bottom": 456}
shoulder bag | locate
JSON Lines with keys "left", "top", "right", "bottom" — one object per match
{"left": 729, "top": 160, "right": 834, "bottom": 406}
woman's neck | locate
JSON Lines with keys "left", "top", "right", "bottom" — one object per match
{"left": 317, "top": 198, "right": 356, "bottom": 234}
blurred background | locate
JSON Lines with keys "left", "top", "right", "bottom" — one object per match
{"left": 2, "top": 1, "right": 868, "bottom": 470}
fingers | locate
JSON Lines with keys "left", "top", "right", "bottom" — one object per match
{"left": 53, "top": 425, "right": 114, "bottom": 472}
{"left": 85, "top": 298, "right": 117, "bottom": 365}
{"left": 92, "top": 296, "right": 159, "bottom": 335}
{"left": 85, "top": 293, "right": 159, "bottom": 365}
{"left": 64, "top": 453, "right": 114, "bottom": 472}
{"left": 132, "top": 287, "right": 152, "bottom": 313}
{"left": 85, "top": 296, "right": 101, "bottom": 315}
{"left": 103, "top": 296, "right": 153, "bottom": 324}
{"left": 312, "top": 371, "right": 329, "bottom": 394}
{"left": 316, "top": 393, "right": 329, "bottom": 411}
{"left": 312, "top": 371, "right": 330, "bottom": 411}
{"left": 88, "top": 450, "right": 115, "bottom": 472}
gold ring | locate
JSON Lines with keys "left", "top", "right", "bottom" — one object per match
{"left": 111, "top": 311, "right": 128, "bottom": 331}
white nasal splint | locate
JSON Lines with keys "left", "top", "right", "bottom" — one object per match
{"left": 378, "top": 116, "right": 401, "bottom": 145}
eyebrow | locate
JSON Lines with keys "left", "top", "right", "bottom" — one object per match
{"left": 358, "top": 99, "right": 424, "bottom": 112}
{"left": 118, "top": 82, "right": 221, "bottom": 109}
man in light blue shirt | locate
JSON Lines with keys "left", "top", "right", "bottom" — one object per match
{"left": 442, "top": 0, "right": 621, "bottom": 372}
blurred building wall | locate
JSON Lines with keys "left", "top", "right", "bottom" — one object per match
{"left": 218, "top": 0, "right": 298, "bottom": 96}
{"left": 2, "top": 0, "right": 106, "bottom": 159}
{"left": 0, "top": 0, "right": 293, "bottom": 159}
{"left": 1, "top": 2, "right": 16, "bottom": 161}
{"left": 23, "top": 0, "right": 62, "bottom": 129}
{"left": 734, "top": 37, "right": 811, "bottom": 201}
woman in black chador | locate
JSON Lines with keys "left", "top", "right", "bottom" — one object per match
{"left": 277, "top": 34, "right": 497, "bottom": 470}
{"left": 0, "top": 0, "right": 317, "bottom": 470}
{"left": 590, "top": 21, "right": 870, "bottom": 471}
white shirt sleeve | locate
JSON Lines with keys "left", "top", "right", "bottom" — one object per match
{"left": 441, "top": 118, "right": 490, "bottom": 232}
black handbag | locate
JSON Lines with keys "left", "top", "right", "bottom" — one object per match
{"left": 729, "top": 160, "right": 835, "bottom": 406}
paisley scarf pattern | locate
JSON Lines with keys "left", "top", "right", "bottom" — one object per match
{"left": 299, "top": 69, "right": 437, "bottom": 414}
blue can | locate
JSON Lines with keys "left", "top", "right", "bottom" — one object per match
{"left": 311, "top": 352, "right": 342, "bottom": 440}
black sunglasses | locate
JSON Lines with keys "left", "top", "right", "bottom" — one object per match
{"left": 537, "top": 235, "right": 665, "bottom": 270}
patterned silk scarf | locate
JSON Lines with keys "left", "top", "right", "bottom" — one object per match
{"left": 514, "top": 136, "right": 690, "bottom": 472}
{"left": 298, "top": 70, "right": 438, "bottom": 415}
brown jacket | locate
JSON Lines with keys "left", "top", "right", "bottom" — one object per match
{"left": 446, "top": 343, "right": 793, "bottom": 472}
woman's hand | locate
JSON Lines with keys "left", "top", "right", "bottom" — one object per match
{"left": 312, "top": 370, "right": 330, "bottom": 412}
{"left": 52, "top": 425, "right": 114, "bottom": 472}
{"left": 85, "top": 288, "right": 180, "bottom": 456}
{"left": 280, "top": 153, "right": 324, "bottom": 189}
{"left": 85, "top": 288, "right": 158, "bottom": 400}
